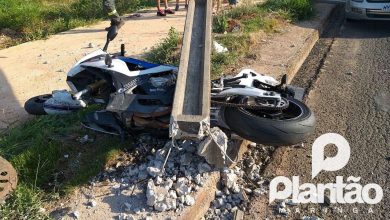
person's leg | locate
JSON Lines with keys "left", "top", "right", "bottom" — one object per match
{"left": 185, "top": 0, "right": 189, "bottom": 9}
{"left": 175, "top": 0, "right": 180, "bottom": 11}
{"left": 164, "top": 0, "right": 175, "bottom": 14}
{"left": 103, "top": 0, "right": 124, "bottom": 29}
{"left": 156, "top": 0, "right": 166, "bottom": 16}
{"left": 156, "top": 0, "right": 161, "bottom": 10}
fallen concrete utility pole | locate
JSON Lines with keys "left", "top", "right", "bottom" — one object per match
{"left": 170, "top": 0, "right": 212, "bottom": 139}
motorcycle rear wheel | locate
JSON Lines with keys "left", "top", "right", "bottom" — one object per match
{"left": 222, "top": 97, "right": 315, "bottom": 146}
{"left": 24, "top": 94, "right": 52, "bottom": 115}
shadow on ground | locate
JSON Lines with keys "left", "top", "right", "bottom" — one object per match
{"left": 0, "top": 68, "right": 21, "bottom": 131}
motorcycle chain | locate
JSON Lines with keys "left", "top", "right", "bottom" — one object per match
{"left": 211, "top": 98, "right": 289, "bottom": 111}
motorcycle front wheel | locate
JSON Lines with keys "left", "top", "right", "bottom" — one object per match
{"left": 24, "top": 94, "right": 52, "bottom": 115}
{"left": 221, "top": 97, "right": 315, "bottom": 146}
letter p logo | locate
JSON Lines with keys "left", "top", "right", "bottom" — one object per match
{"left": 312, "top": 133, "right": 350, "bottom": 179}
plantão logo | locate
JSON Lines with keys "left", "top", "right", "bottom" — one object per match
{"left": 269, "top": 133, "right": 384, "bottom": 204}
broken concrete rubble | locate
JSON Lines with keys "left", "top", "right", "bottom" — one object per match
{"left": 197, "top": 127, "right": 229, "bottom": 168}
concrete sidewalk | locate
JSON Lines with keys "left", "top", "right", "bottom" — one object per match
{"left": 0, "top": 8, "right": 186, "bottom": 130}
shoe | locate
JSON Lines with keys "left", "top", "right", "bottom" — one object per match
{"left": 175, "top": 4, "right": 180, "bottom": 11}
{"left": 165, "top": 8, "right": 175, "bottom": 14}
{"left": 157, "top": 9, "right": 166, "bottom": 16}
{"left": 105, "top": 17, "right": 124, "bottom": 31}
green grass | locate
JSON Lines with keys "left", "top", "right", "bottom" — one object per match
{"left": 0, "top": 185, "right": 50, "bottom": 220}
{"left": 262, "top": 0, "right": 314, "bottom": 21}
{"left": 212, "top": 34, "right": 252, "bottom": 78}
{"left": 145, "top": 27, "right": 181, "bottom": 66}
{"left": 0, "top": 107, "right": 127, "bottom": 219}
{"left": 0, "top": 0, "right": 154, "bottom": 42}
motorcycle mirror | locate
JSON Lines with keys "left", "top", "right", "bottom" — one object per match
{"left": 105, "top": 54, "right": 113, "bottom": 67}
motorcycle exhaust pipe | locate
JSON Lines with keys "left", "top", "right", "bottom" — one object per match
{"left": 73, "top": 79, "right": 107, "bottom": 100}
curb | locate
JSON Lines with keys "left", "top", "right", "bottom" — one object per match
{"left": 286, "top": 3, "right": 338, "bottom": 83}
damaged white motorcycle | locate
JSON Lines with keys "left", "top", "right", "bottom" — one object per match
{"left": 25, "top": 25, "right": 315, "bottom": 146}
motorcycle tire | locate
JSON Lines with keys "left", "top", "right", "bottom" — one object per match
{"left": 24, "top": 94, "right": 52, "bottom": 115}
{"left": 222, "top": 97, "right": 315, "bottom": 146}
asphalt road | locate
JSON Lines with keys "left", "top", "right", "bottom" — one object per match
{"left": 247, "top": 12, "right": 390, "bottom": 220}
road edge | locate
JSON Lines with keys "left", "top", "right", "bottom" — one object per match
{"left": 286, "top": 3, "right": 338, "bottom": 83}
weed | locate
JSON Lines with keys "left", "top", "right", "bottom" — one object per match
{"left": 0, "top": 107, "right": 126, "bottom": 219}
{"left": 145, "top": 27, "right": 181, "bottom": 66}
{"left": 262, "top": 0, "right": 314, "bottom": 21}
{"left": 0, "top": 185, "right": 50, "bottom": 220}
{"left": 213, "top": 13, "right": 229, "bottom": 33}
{"left": 212, "top": 34, "right": 251, "bottom": 78}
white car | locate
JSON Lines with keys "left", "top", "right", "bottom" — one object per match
{"left": 346, "top": 0, "right": 390, "bottom": 20}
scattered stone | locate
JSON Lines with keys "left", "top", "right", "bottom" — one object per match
{"left": 194, "top": 174, "right": 202, "bottom": 186}
{"left": 147, "top": 166, "right": 161, "bottom": 177}
{"left": 88, "top": 200, "right": 97, "bottom": 207}
{"left": 285, "top": 199, "right": 298, "bottom": 206}
{"left": 253, "top": 188, "right": 264, "bottom": 197}
{"left": 43, "top": 61, "right": 49, "bottom": 64}
{"left": 197, "top": 163, "right": 212, "bottom": 173}
{"left": 163, "top": 178, "right": 173, "bottom": 190}
{"left": 123, "top": 202, "right": 131, "bottom": 212}
{"left": 222, "top": 170, "right": 238, "bottom": 189}
{"left": 154, "top": 202, "right": 168, "bottom": 212}
{"left": 71, "top": 211, "right": 80, "bottom": 219}
{"left": 155, "top": 176, "right": 163, "bottom": 185}
{"left": 225, "top": 203, "right": 232, "bottom": 210}
{"left": 78, "top": 135, "right": 93, "bottom": 144}
{"left": 175, "top": 183, "right": 191, "bottom": 196}
{"left": 88, "top": 43, "right": 95, "bottom": 48}
{"left": 180, "top": 153, "right": 193, "bottom": 165}
{"left": 184, "top": 195, "right": 195, "bottom": 206}
{"left": 216, "top": 198, "right": 225, "bottom": 208}
{"left": 169, "top": 190, "right": 177, "bottom": 199}
{"left": 278, "top": 207, "right": 289, "bottom": 216}
{"left": 302, "top": 216, "right": 323, "bottom": 220}
{"left": 117, "top": 213, "right": 127, "bottom": 220}
{"left": 215, "top": 190, "right": 223, "bottom": 197}
{"left": 244, "top": 188, "right": 252, "bottom": 194}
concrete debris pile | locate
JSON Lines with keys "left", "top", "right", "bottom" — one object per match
{"left": 83, "top": 137, "right": 276, "bottom": 219}
{"left": 204, "top": 143, "right": 274, "bottom": 219}
{"left": 104, "top": 140, "right": 212, "bottom": 213}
